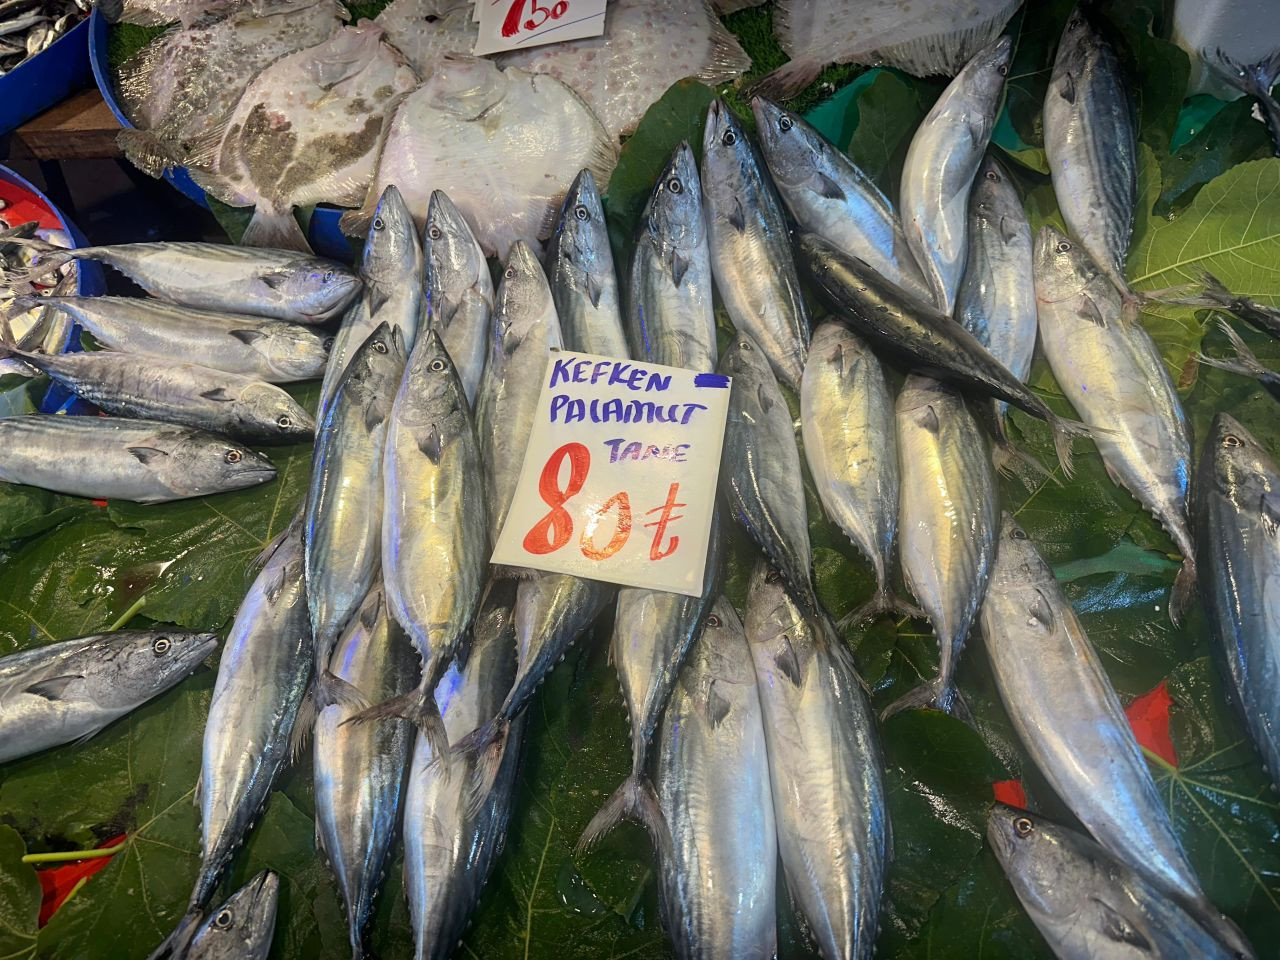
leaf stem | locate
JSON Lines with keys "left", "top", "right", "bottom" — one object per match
{"left": 107, "top": 596, "right": 147, "bottom": 632}
{"left": 1141, "top": 745, "right": 1179, "bottom": 775}
{"left": 21, "top": 843, "right": 124, "bottom": 864}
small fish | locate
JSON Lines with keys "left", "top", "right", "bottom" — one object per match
{"left": 0, "top": 347, "right": 314, "bottom": 444}
{"left": 0, "top": 415, "right": 275, "bottom": 503}
{"left": 654, "top": 597, "right": 777, "bottom": 960}
{"left": 1199, "top": 318, "right": 1280, "bottom": 401}
{"left": 1202, "top": 47, "right": 1280, "bottom": 157}
{"left": 752, "top": 97, "right": 932, "bottom": 305}
{"left": 421, "top": 190, "right": 492, "bottom": 405}
{"left": 989, "top": 805, "right": 1246, "bottom": 960}
{"left": 1044, "top": 6, "right": 1137, "bottom": 302}
{"left": 901, "top": 36, "right": 1011, "bottom": 315}
{"left": 0, "top": 629, "right": 215, "bottom": 764}
{"left": 719, "top": 332, "right": 816, "bottom": 614}
{"left": 546, "top": 169, "right": 629, "bottom": 360}
{"left": 1195, "top": 414, "right": 1280, "bottom": 789}
{"left": 745, "top": 560, "right": 888, "bottom": 960}
{"left": 183, "top": 871, "right": 280, "bottom": 960}
{"left": 1033, "top": 227, "right": 1195, "bottom": 623}
{"left": 702, "top": 99, "right": 810, "bottom": 390}
{"left": 2, "top": 238, "right": 360, "bottom": 323}
{"left": 625, "top": 143, "right": 717, "bottom": 374}
{"left": 890, "top": 375, "right": 998, "bottom": 717}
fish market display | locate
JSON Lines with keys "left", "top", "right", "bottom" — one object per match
{"left": 115, "top": 0, "right": 344, "bottom": 170}
{"left": 0, "top": 221, "right": 79, "bottom": 362}
{"left": 0, "top": 629, "right": 215, "bottom": 764}
{"left": 758, "top": 0, "right": 1019, "bottom": 96}
{"left": 801, "top": 322, "right": 902, "bottom": 622}
{"left": 5, "top": 238, "right": 360, "bottom": 323}
{"left": 900, "top": 36, "right": 1011, "bottom": 315}
{"left": 989, "top": 806, "right": 1241, "bottom": 960}
{"left": 106, "top": 0, "right": 243, "bottom": 28}
{"left": 372, "top": 0, "right": 475, "bottom": 78}
{"left": 892, "top": 374, "right": 997, "bottom": 716}
{"left": 1043, "top": 6, "right": 1137, "bottom": 301}
{"left": 720, "top": 332, "right": 816, "bottom": 614}
{"left": 654, "top": 597, "right": 777, "bottom": 960}
{"left": 546, "top": 169, "right": 629, "bottom": 361}
{"left": 702, "top": 99, "right": 810, "bottom": 390}
{"left": 15, "top": 295, "right": 330, "bottom": 383}
{"left": 345, "top": 56, "right": 616, "bottom": 259}
{"left": 0, "top": 415, "right": 275, "bottom": 503}
{"left": 752, "top": 98, "right": 933, "bottom": 305}
{"left": 497, "top": 0, "right": 750, "bottom": 142}
{"left": 183, "top": 871, "right": 280, "bottom": 960}
{"left": 1195, "top": 414, "right": 1280, "bottom": 789}
{"left": 421, "top": 190, "right": 492, "bottom": 405}
{"left": 626, "top": 143, "right": 717, "bottom": 373}
{"left": 1034, "top": 227, "right": 1196, "bottom": 622}
{"left": 314, "top": 582, "right": 416, "bottom": 956}
{"left": 0, "top": 346, "right": 315, "bottom": 443}
{"left": 178, "top": 24, "right": 417, "bottom": 252}
{"left": 745, "top": 561, "right": 888, "bottom": 960}
{"left": 0, "top": 0, "right": 86, "bottom": 76}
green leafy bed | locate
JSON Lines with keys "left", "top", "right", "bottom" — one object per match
{"left": 5, "top": 1, "right": 1280, "bottom": 958}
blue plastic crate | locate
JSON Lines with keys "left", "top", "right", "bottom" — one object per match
{"left": 0, "top": 17, "right": 93, "bottom": 135}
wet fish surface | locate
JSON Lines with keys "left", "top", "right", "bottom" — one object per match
{"left": 0, "top": 415, "right": 275, "bottom": 503}
{"left": 183, "top": 871, "right": 280, "bottom": 960}
{"left": 702, "top": 99, "right": 810, "bottom": 390}
{"left": 0, "top": 629, "right": 216, "bottom": 764}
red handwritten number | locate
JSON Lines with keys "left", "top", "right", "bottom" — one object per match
{"left": 644, "top": 483, "right": 686, "bottom": 561}
{"left": 581, "top": 492, "right": 632, "bottom": 561}
{"left": 523, "top": 442, "right": 590, "bottom": 555}
{"left": 500, "top": 0, "right": 525, "bottom": 37}
{"left": 501, "top": 0, "right": 567, "bottom": 37}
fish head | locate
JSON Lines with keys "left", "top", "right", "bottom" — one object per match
{"left": 962, "top": 33, "right": 1013, "bottom": 102}
{"left": 641, "top": 142, "right": 705, "bottom": 256}
{"left": 1032, "top": 226, "right": 1100, "bottom": 304}
{"left": 750, "top": 97, "right": 822, "bottom": 192}
{"left": 987, "top": 804, "right": 1094, "bottom": 917}
{"left": 424, "top": 54, "right": 507, "bottom": 121}
{"left": 495, "top": 241, "right": 555, "bottom": 342}
{"left": 895, "top": 373, "right": 959, "bottom": 423}
{"left": 361, "top": 185, "right": 421, "bottom": 295}
{"left": 718, "top": 330, "right": 770, "bottom": 384}
{"left": 188, "top": 870, "right": 280, "bottom": 960}
{"left": 550, "top": 169, "right": 611, "bottom": 292}
{"left": 283, "top": 258, "right": 362, "bottom": 322}
{"left": 235, "top": 382, "right": 316, "bottom": 441}
{"left": 701, "top": 99, "right": 753, "bottom": 195}
{"left": 404, "top": 327, "right": 471, "bottom": 425}
{"left": 263, "top": 323, "right": 330, "bottom": 382}
{"left": 971, "top": 156, "right": 1025, "bottom": 242}
{"left": 693, "top": 595, "right": 754, "bottom": 682}
{"left": 744, "top": 559, "right": 809, "bottom": 654}
{"left": 1201, "top": 412, "right": 1277, "bottom": 503}
{"left": 144, "top": 429, "right": 278, "bottom": 495}
{"left": 346, "top": 320, "right": 407, "bottom": 400}
{"left": 424, "top": 190, "right": 490, "bottom": 320}
{"left": 90, "top": 630, "right": 218, "bottom": 707}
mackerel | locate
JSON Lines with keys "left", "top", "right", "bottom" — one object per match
{"left": 184, "top": 871, "right": 279, "bottom": 960}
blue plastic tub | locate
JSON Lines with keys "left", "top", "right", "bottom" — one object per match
{"left": 88, "top": 9, "right": 354, "bottom": 261}
{"left": 0, "top": 17, "right": 94, "bottom": 134}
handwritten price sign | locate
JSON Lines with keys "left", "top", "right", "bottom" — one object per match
{"left": 491, "top": 351, "right": 730, "bottom": 596}
{"left": 473, "top": 0, "right": 607, "bottom": 56}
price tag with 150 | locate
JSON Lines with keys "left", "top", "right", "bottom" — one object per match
{"left": 473, "top": 0, "right": 607, "bottom": 56}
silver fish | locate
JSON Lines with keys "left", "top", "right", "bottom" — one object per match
{"left": 719, "top": 332, "right": 816, "bottom": 613}
{"left": 183, "top": 871, "right": 280, "bottom": 960}
{"left": 0, "top": 415, "right": 275, "bottom": 503}
{"left": 404, "top": 583, "right": 525, "bottom": 960}
{"left": 956, "top": 154, "right": 1038, "bottom": 478}
{"left": 800, "top": 322, "right": 902, "bottom": 621}
{"left": 1043, "top": 6, "right": 1137, "bottom": 300}
{"left": 3, "top": 238, "right": 360, "bottom": 323}
{"left": 891, "top": 374, "right": 998, "bottom": 716}
{"left": 0, "top": 629, "right": 215, "bottom": 764}
{"left": 422, "top": 190, "right": 492, "bottom": 406}
{"left": 625, "top": 143, "right": 716, "bottom": 374}
{"left": 981, "top": 515, "right": 1251, "bottom": 958}
{"left": 1033, "top": 226, "right": 1195, "bottom": 623}
{"left": 654, "top": 597, "right": 777, "bottom": 960}
{"left": 745, "top": 560, "right": 888, "bottom": 960}
{"left": 1195, "top": 414, "right": 1280, "bottom": 788}
{"left": 17, "top": 295, "right": 329, "bottom": 384}
{"left": 989, "top": 805, "right": 1243, "bottom": 960}
{"left": 0, "top": 347, "right": 314, "bottom": 444}
{"left": 476, "top": 241, "right": 562, "bottom": 546}
{"left": 752, "top": 97, "right": 933, "bottom": 306}
{"left": 314, "top": 582, "right": 416, "bottom": 957}
{"left": 546, "top": 169, "right": 629, "bottom": 360}
{"left": 304, "top": 322, "right": 405, "bottom": 707}
{"left": 320, "top": 185, "right": 422, "bottom": 417}
{"left": 901, "top": 35, "right": 1011, "bottom": 316}
{"left": 702, "top": 99, "right": 810, "bottom": 390}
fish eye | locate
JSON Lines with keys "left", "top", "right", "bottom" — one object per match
{"left": 706, "top": 614, "right": 721, "bottom": 628}
{"left": 152, "top": 636, "right": 171, "bottom": 655}
{"left": 778, "top": 115, "right": 793, "bottom": 132}
{"left": 323, "top": 271, "right": 335, "bottom": 283}
{"left": 504, "top": 267, "right": 515, "bottom": 280}
{"left": 997, "top": 64, "right": 1008, "bottom": 76}
{"left": 722, "top": 129, "right": 737, "bottom": 146}
{"left": 1011, "top": 527, "right": 1029, "bottom": 540}
{"left": 985, "top": 169, "right": 999, "bottom": 182}
{"left": 1013, "top": 816, "right": 1034, "bottom": 837}
{"left": 765, "top": 569, "right": 780, "bottom": 584}
{"left": 373, "top": 217, "right": 385, "bottom": 231}
{"left": 429, "top": 357, "right": 447, "bottom": 372}
{"left": 574, "top": 204, "right": 590, "bottom": 222}
{"left": 373, "top": 339, "right": 388, "bottom": 354}
{"left": 224, "top": 449, "right": 243, "bottom": 464}
{"left": 666, "top": 177, "right": 683, "bottom": 195}
{"left": 427, "top": 225, "right": 443, "bottom": 240}
{"left": 740, "top": 339, "right": 752, "bottom": 350}
{"left": 1055, "top": 240, "right": 1072, "bottom": 254}
{"left": 277, "top": 415, "right": 293, "bottom": 428}
{"left": 214, "top": 909, "right": 234, "bottom": 929}
{"left": 1224, "top": 434, "right": 1243, "bottom": 447}
{"left": 323, "top": 337, "right": 335, "bottom": 351}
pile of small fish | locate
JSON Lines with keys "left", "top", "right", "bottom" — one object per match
{"left": 0, "top": 0, "right": 87, "bottom": 74}
{"left": 4, "top": 3, "right": 1280, "bottom": 958}
{"left": 0, "top": 219, "right": 78, "bottom": 364}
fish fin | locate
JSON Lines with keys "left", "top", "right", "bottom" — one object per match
{"left": 749, "top": 59, "right": 822, "bottom": 101}
{"left": 585, "top": 274, "right": 603, "bottom": 309}
{"left": 575, "top": 775, "right": 672, "bottom": 864}
{"left": 0, "top": 236, "right": 77, "bottom": 286}
{"left": 363, "top": 402, "right": 387, "bottom": 433}
{"left": 127, "top": 446, "right": 169, "bottom": 465}
{"left": 229, "top": 328, "right": 268, "bottom": 344}
{"left": 1058, "top": 69, "right": 1077, "bottom": 105}
{"left": 1198, "top": 318, "right": 1273, "bottom": 381}
{"left": 313, "top": 669, "right": 371, "bottom": 713}
{"left": 449, "top": 717, "right": 510, "bottom": 818}
{"left": 756, "top": 381, "right": 775, "bottom": 413}
{"left": 23, "top": 675, "right": 82, "bottom": 700}
{"left": 774, "top": 633, "right": 804, "bottom": 685}
{"left": 881, "top": 677, "right": 958, "bottom": 721}
{"left": 814, "top": 171, "right": 846, "bottom": 202}
{"left": 288, "top": 685, "right": 316, "bottom": 764}
{"left": 1204, "top": 46, "right": 1280, "bottom": 104}
{"left": 193, "top": 770, "right": 202, "bottom": 807}
{"left": 695, "top": 0, "right": 752, "bottom": 81}
{"left": 199, "top": 387, "right": 236, "bottom": 402}
{"left": 1079, "top": 294, "right": 1109, "bottom": 327}
{"left": 727, "top": 197, "right": 746, "bottom": 232}
{"left": 116, "top": 128, "right": 185, "bottom": 180}
{"left": 418, "top": 425, "right": 444, "bottom": 462}
{"left": 241, "top": 208, "right": 313, "bottom": 254}
{"left": 916, "top": 404, "right": 941, "bottom": 433}
{"left": 705, "top": 680, "right": 732, "bottom": 727}
{"left": 1169, "top": 556, "right": 1196, "bottom": 627}
{"left": 867, "top": 0, "right": 1019, "bottom": 76}
{"left": 257, "top": 271, "right": 292, "bottom": 292}
{"left": 1049, "top": 415, "right": 1094, "bottom": 480}
{"left": 991, "top": 435, "right": 1058, "bottom": 489}
{"left": 668, "top": 250, "right": 690, "bottom": 287}
{"left": 1260, "top": 493, "right": 1280, "bottom": 538}
{"left": 835, "top": 589, "right": 923, "bottom": 631}
{"left": 1091, "top": 898, "right": 1151, "bottom": 950}
{"left": 339, "top": 93, "right": 413, "bottom": 239}
{"left": 359, "top": 598, "right": 380, "bottom": 630}
{"left": 144, "top": 910, "right": 203, "bottom": 960}
{"left": 345, "top": 682, "right": 449, "bottom": 756}
{"left": 1027, "top": 588, "right": 1056, "bottom": 632}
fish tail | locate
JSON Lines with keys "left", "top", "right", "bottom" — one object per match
{"left": 287, "top": 684, "right": 317, "bottom": 764}
{"left": 314, "top": 668, "right": 371, "bottom": 713}
{"left": 1199, "top": 318, "right": 1271, "bottom": 380}
{"left": 749, "top": 58, "right": 823, "bottom": 102}
{"left": 1169, "top": 555, "right": 1197, "bottom": 627}
{"left": 1204, "top": 45, "right": 1280, "bottom": 104}
{"left": 575, "top": 775, "right": 671, "bottom": 862}
{"left": 880, "top": 676, "right": 956, "bottom": 721}
{"left": 836, "top": 588, "right": 922, "bottom": 631}
{"left": 1049, "top": 414, "right": 1093, "bottom": 480}
{"left": 991, "top": 435, "right": 1058, "bottom": 489}
{"left": 145, "top": 909, "right": 202, "bottom": 960}
{"left": 340, "top": 682, "right": 443, "bottom": 752}
{"left": 449, "top": 717, "right": 510, "bottom": 818}
{"left": 116, "top": 128, "right": 185, "bottom": 180}
{"left": 0, "top": 338, "right": 38, "bottom": 377}
{"left": 241, "top": 206, "right": 313, "bottom": 254}
{"left": 0, "top": 236, "right": 76, "bottom": 287}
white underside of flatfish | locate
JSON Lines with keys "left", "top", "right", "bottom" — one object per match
{"left": 373, "top": 0, "right": 476, "bottom": 77}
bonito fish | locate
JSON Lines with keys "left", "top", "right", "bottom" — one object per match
{"left": 183, "top": 870, "right": 279, "bottom": 960}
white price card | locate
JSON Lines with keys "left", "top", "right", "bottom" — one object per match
{"left": 473, "top": 0, "right": 607, "bottom": 56}
{"left": 491, "top": 351, "right": 731, "bottom": 597}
